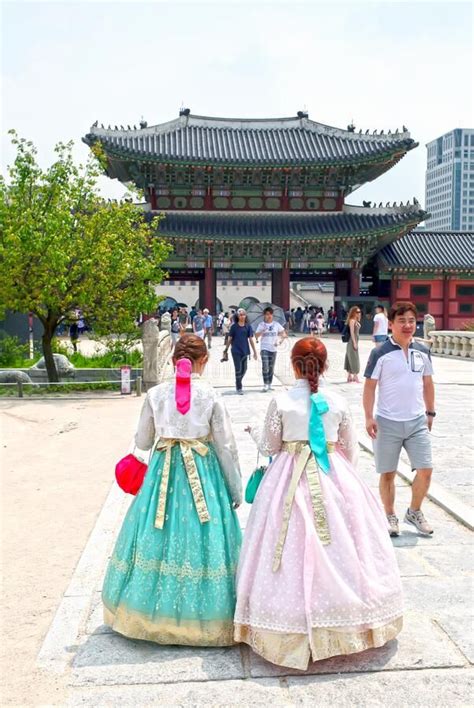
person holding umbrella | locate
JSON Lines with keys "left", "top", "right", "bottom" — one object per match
{"left": 222, "top": 308, "right": 257, "bottom": 395}
{"left": 255, "top": 306, "right": 287, "bottom": 391}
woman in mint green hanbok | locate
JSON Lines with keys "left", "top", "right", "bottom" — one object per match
{"left": 103, "top": 335, "right": 242, "bottom": 646}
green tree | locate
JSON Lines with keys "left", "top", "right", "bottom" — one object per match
{"left": 0, "top": 132, "right": 170, "bottom": 381}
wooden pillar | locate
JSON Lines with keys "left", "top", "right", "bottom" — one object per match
{"left": 443, "top": 275, "right": 450, "bottom": 330}
{"left": 271, "top": 267, "right": 290, "bottom": 310}
{"left": 335, "top": 270, "right": 348, "bottom": 319}
{"left": 199, "top": 267, "right": 216, "bottom": 313}
{"left": 350, "top": 267, "right": 361, "bottom": 297}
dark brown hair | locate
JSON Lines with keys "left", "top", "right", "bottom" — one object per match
{"left": 172, "top": 334, "right": 207, "bottom": 365}
{"left": 291, "top": 337, "right": 327, "bottom": 394}
{"left": 388, "top": 301, "right": 418, "bottom": 322}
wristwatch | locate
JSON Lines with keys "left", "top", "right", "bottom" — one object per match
{"left": 425, "top": 411, "right": 436, "bottom": 417}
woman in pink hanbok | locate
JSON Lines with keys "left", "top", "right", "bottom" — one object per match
{"left": 234, "top": 337, "right": 403, "bottom": 670}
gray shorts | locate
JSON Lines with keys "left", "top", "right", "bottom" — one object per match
{"left": 373, "top": 414, "right": 432, "bottom": 474}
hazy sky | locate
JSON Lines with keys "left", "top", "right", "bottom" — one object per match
{"left": 2, "top": 0, "right": 473, "bottom": 206}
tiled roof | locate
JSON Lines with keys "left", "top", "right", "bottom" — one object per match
{"left": 84, "top": 113, "right": 417, "bottom": 166}
{"left": 153, "top": 205, "right": 426, "bottom": 241}
{"left": 379, "top": 231, "right": 473, "bottom": 271}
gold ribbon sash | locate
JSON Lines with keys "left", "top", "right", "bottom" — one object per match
{"left": 272, "top": 441, "right": 333, "bottom": 572}
{"left": 154, "top": 438, "right": 210, "bottom": 529}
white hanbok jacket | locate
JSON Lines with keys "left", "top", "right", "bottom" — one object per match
{"left": 135, "top": 374, "right": 243, "bottom": 504}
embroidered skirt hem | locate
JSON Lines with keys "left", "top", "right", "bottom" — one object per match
{"left": 234, "top": 616, "right": 403, "bottom": 670}
{"left": 104, "top": 605, "right": 235, "bottom": 646}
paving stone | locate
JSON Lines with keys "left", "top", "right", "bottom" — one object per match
{"left": 68, "top": 678, "right": 288, "bottom": 706}
{"left": 38, "top": 594, "right": 91, "bottom": 673}
{"left": 84, "top": 592, "right": 113, "bottom": 636}
{"left": 434, "top": 614, "right": 474, "bottom": 664}
{"left": 72, "top": 633, "right": 245, "bottom": 685}
{"left": 402, "top": 576, "right": 474, "bottom": 614}
{"left": 248, "top": 612, "right": 466, "bottom": 678}
{"left": 394, "top": 547, "right": 438, "bottom": 577}
{"left": 418, "top": 544, "right": 474, "bottom": 576}
{"left": 287, "top": 667, "right": 474, "bottom": 707}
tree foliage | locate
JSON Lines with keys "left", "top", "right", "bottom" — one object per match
{"left": 0, "top": 132, "right": 170, "bottom": 381}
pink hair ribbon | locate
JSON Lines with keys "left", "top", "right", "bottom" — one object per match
{"left": 175, "top": 358, "right": 192, "bottom": 415}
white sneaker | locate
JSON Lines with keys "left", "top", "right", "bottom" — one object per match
{"left": 236, "top": 389, "right": 244, "bottom": 395}
{"left": 387, "top": 514, "right": 400, "bottom": 537}
{"left": 405, "top": 508, "right": 433, "bottom": 535}
{"left": 261, "top": 384, "right": 269, "bottom": 392}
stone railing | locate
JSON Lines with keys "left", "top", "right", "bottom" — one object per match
{"left": 142, "top": 320, "right": 172, "bottom": 390}
{"left": 429, "top": 331, "right": 474, "bottom": 358}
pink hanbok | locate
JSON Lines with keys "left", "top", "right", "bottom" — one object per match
{"left": 234, "top": 380, "right": 403, "bottom": 669}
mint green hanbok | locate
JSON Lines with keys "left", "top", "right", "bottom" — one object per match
{"left": 102, "top": 376, "right": 242, "bottom": 646}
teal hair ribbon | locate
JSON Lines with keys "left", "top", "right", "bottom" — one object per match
{"left": 309, "top": 392, "right": 330, "bottom": 474}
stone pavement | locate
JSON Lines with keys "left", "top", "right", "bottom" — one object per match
{"left": 38, "top": 336, "right": 473, "bottom": 706}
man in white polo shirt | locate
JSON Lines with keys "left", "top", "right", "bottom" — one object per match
{"left": 363, "top": 301, "right": 435, "bottom": 537}
{"left": 255, "top": 307, "right": 287, "bottom": 392}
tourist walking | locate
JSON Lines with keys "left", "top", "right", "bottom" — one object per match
{"left": 372, "top": 305, "right": 389, "bottom": 347}
{"left": 302, "top": 307, "right": 311, "bottom": 333}
{"left": 344, "top": 306, "right": 361, "bottom": 382}
{"left": 203, "top": 309, "right": 214, "bottom": 349}
{"left": 192, "top": 308, "right": 206, "bottom": 339}
{"left": 363, "top": 301, "right": 435, "bottom": 537}
{"left": 222, "top": 312, "right": 231, "bottom": 338}
{"left": 315, "top": 311, "right": 325, "bottom": 336}
{"left": 217, "top": 311, "right": 225, "bottom": 335}
{"left": 255, "top": 306, "right": 287, "bottom": 392}
{"left": 222, "top": 308, "right": 257, "bottom": 395}
{"left": 170, "top": 310, "right": 181, "bottom": 348}
{"left": 235, "top": 337, "right": 403, "bottom": 669}
{"left": 102, "top": 334, "right": 242, "bottom": 646}
{"left": 178, "top": 307, "right": 190, "bottom": 334}
{"left": 294, "top": 307, "right": 303, "bottom": 333}
{"left": 69, "top": 322, "right": 79, "bottom": 353}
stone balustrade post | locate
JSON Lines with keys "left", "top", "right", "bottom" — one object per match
{"left": 460, "top": 337, "right": 469, "bottom": 358}
{"left": 443, "top": 335, "right": 453, "bottom": 356}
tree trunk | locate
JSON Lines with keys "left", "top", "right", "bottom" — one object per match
{"left": 42, "top": 322, "right": 59, "bottom": 382}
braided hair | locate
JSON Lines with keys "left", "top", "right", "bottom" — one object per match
{"left": 291, "top": 337, "right": 327, "bottom": 393}
{"left": 172, "top": 334, "right": 207, "bottom": 367}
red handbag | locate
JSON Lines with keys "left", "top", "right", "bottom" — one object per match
{"left": 115, "top": 454, "right": 148, "bottom": 495}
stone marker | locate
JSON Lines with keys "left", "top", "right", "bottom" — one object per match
{"left": 0, "top": 370, "right": 33, "bottom": 384}
{"left": 141, "top": 318, "right": 160, "bottom": 391}
{"left": 31, "top": 353, "right": 75, "bottom": 377}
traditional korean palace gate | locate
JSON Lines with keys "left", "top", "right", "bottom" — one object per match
{"left": 84, "top": 110, "right": 432, "bottom": 316}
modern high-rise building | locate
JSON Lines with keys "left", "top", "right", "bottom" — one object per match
{"left": 425, "top": 128, "right": 474, "bottom": 231}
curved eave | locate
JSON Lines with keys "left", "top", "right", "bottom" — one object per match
{"left": 91, "top": 142, "right": 416, "bottom": 172}
{"left": 153, "top": 210, "right": 426, "bottom": 245}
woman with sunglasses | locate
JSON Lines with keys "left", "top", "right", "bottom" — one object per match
{"left": 344, "top": 306, "right": 362, "bottom": 383}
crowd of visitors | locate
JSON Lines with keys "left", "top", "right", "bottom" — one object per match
{"left": 103, "top": 299, "right": 435, "bottom": 671}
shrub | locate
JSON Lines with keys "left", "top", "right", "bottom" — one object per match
{"left": 0, "top": 331, "right": 29, "bottom": 366}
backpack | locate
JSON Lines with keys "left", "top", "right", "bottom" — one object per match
{"left": 341, "top": 324, "right": 350, "bottom": 343}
